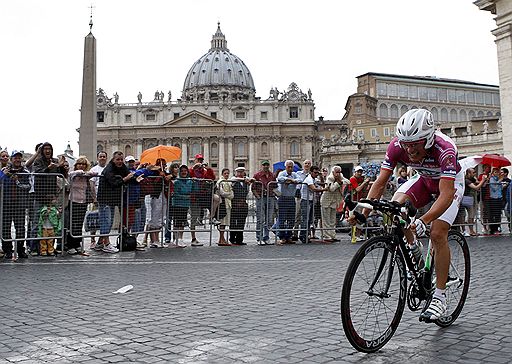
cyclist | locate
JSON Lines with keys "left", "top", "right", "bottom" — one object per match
{"left": 349, "top": 109, "right": 464, "bottom": 322}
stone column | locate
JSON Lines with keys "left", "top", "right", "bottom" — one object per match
{"left": 493, "top": 23, "right": 512, "bottom": 159}
{"left": 248, "top": 137, "right": 256, "bottom": 176}
{"left": 219, "top": 137, "right": 225, "bottom": 171}
{"left": 135, "top": 138, "right": 143, "bottom": 159}
{"left": 273, "top": 136, "right": 282, "bottom": 162}
{"left": 203, "top": 138, "right": 210, "bottom": 162}
{"left": 227, "top": 137, "right": 234, "bottom": 173}
{"left": 476, "top": 0, "right": 512, "bottom": 160}
{"left": 110, "top": 139, "right": 119, "bottom": 156}
{"left": 181, "top": 138, "right": 188, "bottom": 165}
{"left": 304, "top": 136, "right": 314, "bottom": 161}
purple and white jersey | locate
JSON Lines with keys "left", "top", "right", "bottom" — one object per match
{"left": 382, "top": 131, "right": 461, "bottom": 180}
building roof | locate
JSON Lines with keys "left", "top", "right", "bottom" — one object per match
{"left": 357, "top": 72, "right": 498, "bottom": 89}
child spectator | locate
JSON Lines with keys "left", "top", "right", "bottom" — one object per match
{"left": 37, "top": 197, "right": 62, "bottom": 256}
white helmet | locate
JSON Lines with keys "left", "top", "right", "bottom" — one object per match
{"left": 396, "top": 109, "right": 435, "bottom": 149}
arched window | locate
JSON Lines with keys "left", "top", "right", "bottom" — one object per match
{"left": 261, "top": 142, "right": 269, "bottom": 156}
{"left": 496, "top": 111, "right": 501, "bottom": 117}
{"left": 211, "top": 143, "right": 218, "bottom": 158}
{"left": 390, "top": 104, "right": 399, "bottom": 119}
{"left": 124, "top": 145, "right": 132, "bottom": 157}
{"left": 290, "top": 141, "right": 299, "bottom": 156}
{"left": 237, "top": 142, "right": 246, "bottom": 156}
{"left": 379, "top": 104, "right": 388, "bottom": 118}
{"left": 450, "top": 109, "right": 458, "bottom": 122}
{"left": 174, "top": 142, "right": 181, "bottom": 148}
{"left": 431, "top": 107, "right": 439, "bottom": 121}
{"left": 477, "top": 110, "right": 484, "bottom": 118}
{"left": 468, "top": 110, "right": 476, "bottom": 120}
{"left": 191, "top": 142, "right": 201, "bottom": 157}
{"left": 400, "top": 105, "right": 408, "bottom": 116}
{"left": 486, "top": 111, "right": 493, "bottom": 117}
{"left": 440, "top": 108, "right": 448, "bottom": 121}
{"left": 97, "top": 144, "right": 104, "bottom": 153}
{"left": 459, "top": 110, "right": 467, "bottom": 121}
{"left": 411, "top": 105, "right": 418, "bottom": 110}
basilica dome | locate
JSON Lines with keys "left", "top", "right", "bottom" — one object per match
{"left": 182, "top": 23, "right": 256, "bottom": 102}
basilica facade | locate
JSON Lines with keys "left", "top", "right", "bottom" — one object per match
{"left": 95, "top": 24, "right": 315, "bottom": 176}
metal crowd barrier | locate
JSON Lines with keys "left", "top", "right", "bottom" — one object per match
{"left": 0, "top": 172, "right": 66, "bottom": 260}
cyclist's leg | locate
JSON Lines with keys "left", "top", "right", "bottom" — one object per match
{"left": 430, "top": 219, "right": 451, "bottom": 289}
{"left": 392, "top": 175, "right": 432, "bottom": 244}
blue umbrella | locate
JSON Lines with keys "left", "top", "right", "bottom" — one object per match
{"left": 273, "top": 161, "right": 300, "bottom": 172}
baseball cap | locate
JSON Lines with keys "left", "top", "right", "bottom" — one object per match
{"left": 195, "top": 154, "right": 204, "bottom": 160}
{"left": 10, "top": 150, "right": 22, "bottom": 158}
{"left": 125, "top": 155, "right": 135, "bottom": 162}
{"left": 261, "top": 160, "right": 270, "bottom": 165}
{"left": 354, "top": 166, "right": 363, "bottom": 172}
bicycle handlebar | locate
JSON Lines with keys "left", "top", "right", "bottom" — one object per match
{"left": 345, "top": 196, "right": 417, "bottom": 225}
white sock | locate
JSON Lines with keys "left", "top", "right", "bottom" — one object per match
{"left": 434, "top": 288, "right": 446, "bottom": 302}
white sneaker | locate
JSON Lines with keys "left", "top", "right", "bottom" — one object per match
{"left": 150, "top": 242, "right": 159, "bottom": 248}
{"left": 191, "top": 239, "right": 203, "bottom": 247}
{"left": 177, "top": 239, "right": 186, "bottom": 248}
{"left": 420, "top": 295, "right": 447, "bottom": 321}
{"left": 67, "top": 248, "right": 78, "bottom": 255}
{"left": 102, "top": 243, "right": 119, "bottom": 254}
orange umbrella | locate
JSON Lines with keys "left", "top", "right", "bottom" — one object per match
{"left": 140, "top": 145, "right": 181, "bottom": 165}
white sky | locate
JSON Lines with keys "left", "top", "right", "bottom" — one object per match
{"left": 0, "top": 0, "right": 499, "bottom": 156}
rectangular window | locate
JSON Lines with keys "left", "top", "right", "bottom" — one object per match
{"left": 145, "top": 114, "right": 156, "bottom": 121}
{"left": 387, "top": 84, "right": 398, "bottom": 97}
{"left": 377, "top": 82, "right": 387, "bottom": 96}
{"left": 211, "top": 163, "right": 218, "bottom": 168}
{"left": 173, "top": 112, "right": 180, "bottom": 119}
{"left": 235, "top": 111, "right": 246, "bottom": 119}
{"left": 125, "top": 114, "right": 132, "bottom": 123}
{"left": 210, "top": 112, "right": 217, "bottom": 119}
{"left": 428, "top": 88, "right": 437, "bottom": 101}
{"left": 408, "top": 85, "right": 418, "bottom": 99}
{"left": 465, "top": 90, "right": 475, "bottom": 104}
{"left": 448, "top": 89, "right": 456, "bottom": 102}
{"left": 484, "top": 92, "right": 493, "bottom": 105}
{"left": 419, "top": 87, "right": 428, "bottom": 100}
{"left": 357, "top": 130, "right": 364, "bottom": 137}
{"left": 493, "top": 93, "right": 501, "bottom": 106}
{"left": 260, "top": 111, "right": 268, "bottom": 120}
{"left": 97, "top": 111, "right": 104, "bottom": 123}
{"left": 355, "top": 105, "right": 362, "bottom": 114}
{"left": 456, "top": 90, "right": 465, "bottom": 103}
{"left": 439, "top": 88, "right": 447, "bottom": 102}
{"left": 289, "top": 107, "right": 299, "bottom": 119}
{"left": 475, "top": 92, "right": 483, "bottom": 104}
{"left": 383, "top": 127, "right": 390, "bottom": 137}
{"left": 398, "top": 84, "right": 408, "bottom": 98}
{"left": 370, "top": 128, "right": 377, "bottom": 137}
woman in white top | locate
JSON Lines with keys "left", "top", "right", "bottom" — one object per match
{"left": 320, "top": 166, "right": 347, "bottom": 241}
{"left": 216, "top": 168, "right": 234, "bottom": 246}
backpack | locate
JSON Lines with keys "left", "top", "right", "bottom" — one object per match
{"left": 117, "top": 230, "right": 137, "bottom": 251}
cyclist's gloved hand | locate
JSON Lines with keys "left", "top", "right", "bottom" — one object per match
{"left": 412, "top": 218, "right": 427, "bottom": 237}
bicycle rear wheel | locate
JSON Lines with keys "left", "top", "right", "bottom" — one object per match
{"left": 434, "top": 230, "right": 471, "bottom": 327}
{"left": 341, "top": 236, "right": 407, "bottom": 353}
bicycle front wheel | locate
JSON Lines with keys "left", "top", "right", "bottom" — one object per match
{"left": 341, "top": 235, "right": 407, "bottom": 353}
{"left": 434, "top": 230, "right": 471, "bottom": 327}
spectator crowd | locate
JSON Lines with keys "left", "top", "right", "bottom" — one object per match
{"left": 1, "top": 144, "right": 511, "bottom": 260}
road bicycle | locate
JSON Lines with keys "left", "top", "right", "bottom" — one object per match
{"left": 340, "top": 198, "right": 471, "bottom": 353}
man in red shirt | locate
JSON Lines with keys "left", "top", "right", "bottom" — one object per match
{"left": 349, "top": 166, "right": 371, "bottom": 201}
{"left": 252, "top": 160, "right": 276, "bottom": 245}
{"left": 349, "top": 166, "right": 370, "bottom": 241}
{"left": 188, "top": 154, "right": 217, "bottom": 246}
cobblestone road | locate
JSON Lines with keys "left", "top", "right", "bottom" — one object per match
{"left": 0, "top": 235, "right": 511, "bottom": 363}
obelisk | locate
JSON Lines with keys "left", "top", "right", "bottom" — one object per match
{"left": 79, "top": 15, "right": 97, "bottom": 161}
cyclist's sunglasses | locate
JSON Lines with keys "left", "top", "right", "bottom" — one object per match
{"left": 400, "top": 139, "right": 426, "bottom": 149}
